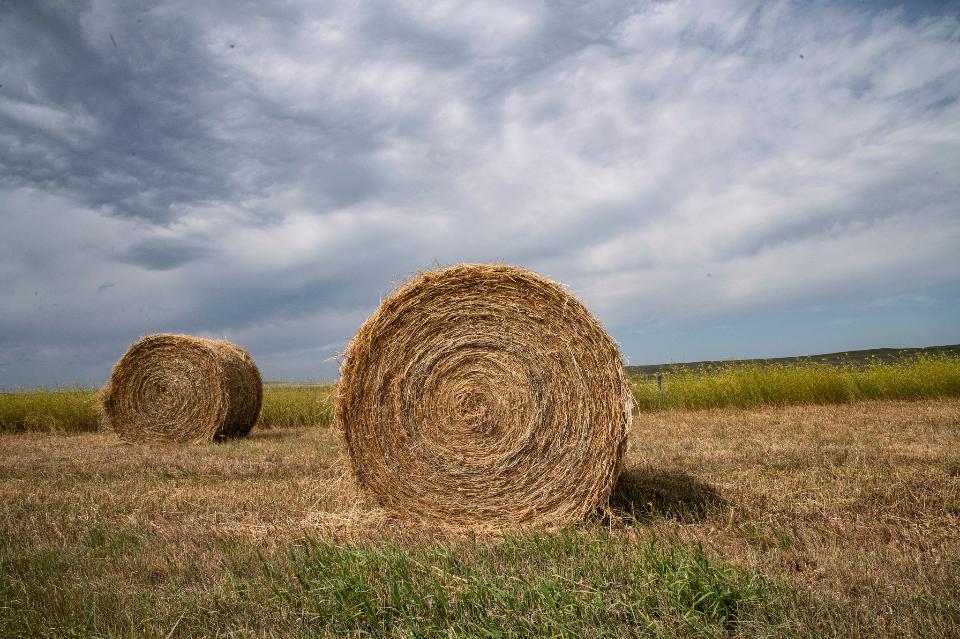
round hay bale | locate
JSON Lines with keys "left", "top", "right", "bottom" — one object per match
{"left": 336, "top": 264, "right": 632, "bottom": 527}
{"left": 101, "top": 334, "right": 262, "bottom": 443}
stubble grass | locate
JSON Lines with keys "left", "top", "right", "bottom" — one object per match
{"left": 1, "top": 399, "right": 958, "bottom": 637}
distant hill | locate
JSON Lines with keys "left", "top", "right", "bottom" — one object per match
{"left": 624, "top": 344, "right": 960, "bottom": 377}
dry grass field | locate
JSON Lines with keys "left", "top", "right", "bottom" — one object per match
{"left": 1, "top": 398, "right": 958, "bottom": 637}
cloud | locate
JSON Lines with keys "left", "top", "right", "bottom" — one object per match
{"left": 0, "top": 0, "right": 958, "bottom": 386}
{"left": 119, "top": 238, "right": 215, "bottom": 270}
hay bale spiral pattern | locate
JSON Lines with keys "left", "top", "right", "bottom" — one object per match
{"left": 336, "top": 264, "right": 632, "bottom": 527}
{"left": 101, "top": 334, "right": 262, "bottom": 443}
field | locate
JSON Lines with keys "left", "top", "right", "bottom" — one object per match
{"left": 1, "top": 357, "right": 959, "bottom": 637}
{"left": 2, "top": 399, "right": 959, "bottom": 636}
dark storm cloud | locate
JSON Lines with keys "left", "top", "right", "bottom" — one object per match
{"left": 0, "top": 0, "right": 396, "bottom": 222}
{"left": 119, "top": 238, "right": 215, "bottom": 270}
{"left": 0, "top": 2, "right": 232, "bottom": 221}
{"left": 1, "top": 0, "right": 959, "bottom": 387}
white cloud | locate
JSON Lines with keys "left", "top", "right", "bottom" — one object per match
{"left": 0, "top": 98, "right": 99, "bottom": 146}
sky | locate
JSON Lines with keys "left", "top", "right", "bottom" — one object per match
{"left": 1, "top": 0, "right": 959, "bottom": 387}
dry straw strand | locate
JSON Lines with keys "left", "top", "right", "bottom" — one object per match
{"left": 100, "top": 333, "right": 263, "bottom": 443}
{"left": 336, "top": 264, "right": 632, "bottom": 528}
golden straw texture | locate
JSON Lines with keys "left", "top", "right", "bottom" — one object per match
{"left": 336, "top": 264, "right": 632, "bottom": 527}
{"left": 101, "top": 334, "right": 262, "bottom": 443}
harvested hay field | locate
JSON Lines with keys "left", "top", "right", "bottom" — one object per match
{"left": 100, "top": 333, "right": 263, "bottom": 443}
{"left": 336, "top": 264, "right": 632, "bottom": 527}
{"left": 1, "top": 399, "right": 957, "bottom": 637}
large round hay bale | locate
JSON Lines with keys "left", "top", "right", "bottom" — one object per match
{"left": 101, "top": 334, "right": 262, "bottom": 443}
{"left": 336, "top": 264, "right": 632, "bottom": 527}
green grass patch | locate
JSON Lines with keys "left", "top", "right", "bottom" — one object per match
{"left": 0, "top": 532, "right": 778, "bottom": 638}
{"left": 632, "top": 354, "right": 960, "bottom": 411}
{"left": 268, "top": 533, "right": 775, "bottom": 637}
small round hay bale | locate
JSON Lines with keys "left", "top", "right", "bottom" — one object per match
{"left": 101, "top": 334, "right": 262, "bottom": 443}
{"left": 336, "top": 264, "right": 632, "bottom": 527}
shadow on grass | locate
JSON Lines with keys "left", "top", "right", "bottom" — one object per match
{"left": 611, "top": 466, "right": 724, "bottom": 523}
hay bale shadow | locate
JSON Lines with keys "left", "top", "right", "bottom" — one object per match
{"left": 611, "top": 466, "right": 724, "bottom": 522}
